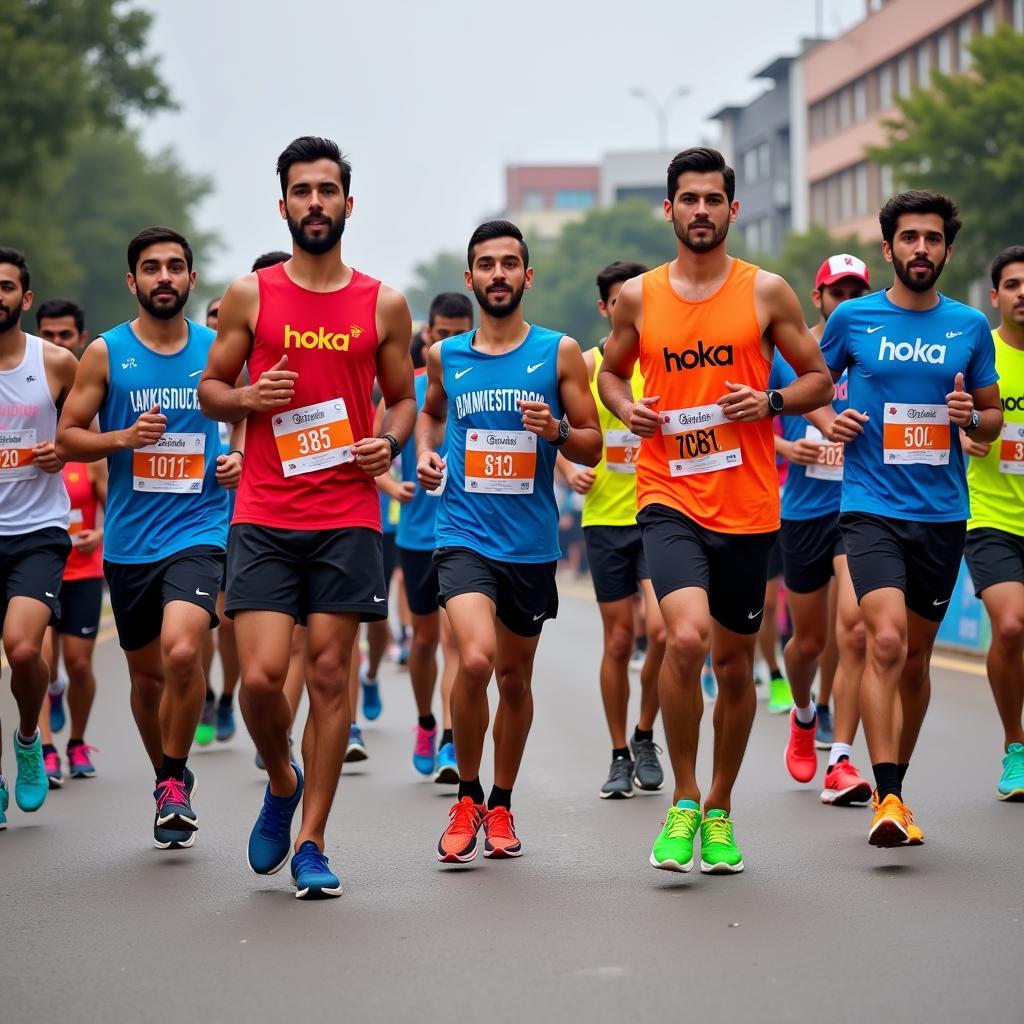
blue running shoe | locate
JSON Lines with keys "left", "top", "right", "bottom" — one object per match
{"left": 701, "top": 659, "right": 718, "bottom": 702}
{"left": 291, "top": 839, "right": 342, "bottom": 900}
{"left": 48, "top": 687, "right": 66, "bottom": 734}
{"left": 0, "top": 777, "right": 8, "bottom": 829}
{"left": 815, "top": 705, "right": 835, "bottom": 749}
{"left": 434, "top": 742, "right": 459, "bottom": 785}
{"left": 413, "top": 724, "right": 437, "bottom": 776}
{"left": 361, "top": 673, "right": 382, "bottom": 721}
{"left": 998, "top": 742, "right": 1024, "bottom": 801}
{"left": 344, "top": 724, "right": 368, "bottom": 763}
{"left": 248, "top": 763, "right": 304, "bottom": 874}
{"left": 153, "top": 768, "right": 199, "bottom": 849}
{"left": 14, "top": 730, "right": 48, "bottom": 812}
{"left": 215, "top": 702, "right": 236, "bottom": 742}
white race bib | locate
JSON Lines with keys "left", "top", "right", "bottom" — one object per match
{"left": 604, "top": 428, "right": 641, "bottom": 474}
{"left": 273, "top": 399, "right": 354, "bottom": 478}
{"left": 69, "top": 507, "right": 84, "bottom": 544}
{"left": 133, "top": 433, "right": 206, "bottom": 492}
{"left": 804, "top": 425, "right": 844, "bottom": 481}
{"left": 883, "top": 403, "right": 950, "bottom": 466}
{"left": 999, "top": 422, "right": 1024, "bottom": 476}
{"left": 0, "top": 428, "right": 38, "bottom": 482}
{"left": 464, "top": 429, "right": 536, "bottom": 494}
{"left": 660, "top": 404, "right": 742, "bottom": 477}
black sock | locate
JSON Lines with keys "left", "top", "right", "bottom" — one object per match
{"left": 68, "top": 738, "right": 84, "bottom": 749}
{"left": 458, "top": 776, "right": 485, "bottom": 804}
{"left": 872, "top": 762, "right": 900, "bottom": 800}
{"left": 635, "top": 635, "right": 648, "bottom": 654}
{"left": 205, "top": 687, "right": 215, "bottom": 702}
{"left": 836, "top": 754, "right": 849, "bottom": 764}
{"left": 633, "top": 727, "right": 654, "bottom": 744}
{"left": 218, "top": 693, "right": 233, "bottom": 709}
{"left": 815, "top": 703, "right": 829, "bottom": 714}
{"left": 770, "top": 668, "right": 784, "bottom": 682}
{"left": 418, "top": 713, "right": 437, "bottom": 731}
{"left": 440, "top": 728, "right": 454, "bottom": 749}
{"left": 612, "top": 746, "right": 630, "bottom": 761}
{"left": 488, "top": 785, "right": 513, "bottom": 810}
{"left": 897, "top": 762, "right": 909, "bottom": 787}
{"left": 42, "top": 743, "right": 56, "bottom": 756}
{"left": 158, "top": 754, "right": 188, "bottom": 782}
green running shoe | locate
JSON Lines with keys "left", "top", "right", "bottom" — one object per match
{"left": 767, "top": 673, "right": 792, "bottom": 714}
{"left": 700, "top": 809, "right": 744, "bottom": 874}
{"left": 649, "top": 800, "right": 700, "bottom": 872}
{"left": 998, "top": 742, "right": 1024, "bottom": 801}
{"left": 194, "top": 696, "right": 215, "bottom": 747}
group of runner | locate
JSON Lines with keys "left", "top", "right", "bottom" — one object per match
{"left": 0, "top": 139, "right": 1021, "bottom": 898}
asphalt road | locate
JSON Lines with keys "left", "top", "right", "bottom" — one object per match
{"left": 1, "top": 587, "right": 1021, "bottom": 1024}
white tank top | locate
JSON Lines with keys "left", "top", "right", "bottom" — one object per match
{"left": 0, "top": 334, "right": 71, "bottom": 535}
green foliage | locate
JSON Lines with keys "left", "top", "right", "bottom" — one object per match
{"left": 406, "top": 251, "right": 467, "bottom": 321}
{"left": 868, "top": 24, "right": 1024, "bottom": 300}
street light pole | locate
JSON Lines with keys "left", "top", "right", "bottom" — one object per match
{"left": 630, "top": 86, "right": 691, "bottom": 150}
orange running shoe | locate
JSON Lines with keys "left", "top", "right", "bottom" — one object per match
{"left": 482, "top": 805, "right": 522, "bottom": 858}
{"left": 784, "top": 709, "right": 818, "bottom": 783}
{"left": 868, "top": 792, "right": 909, "bottom": 847}
{"left": 820, "top": 759, "right": 873, "bottom": 806}
{"left": 904, "top": 804, "right": 924, "bottom": 846}
{"left": 436, "top": 797, "right": 485, "bottom": 863}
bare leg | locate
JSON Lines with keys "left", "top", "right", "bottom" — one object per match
{"left": 596, "top": 595, "right": 636, "bottom": 749}
{"left": 63, "top": 634, "right": 97, "bottom": 739}
{"left": 439, "top": 610, "right": 458, "bottom": 731}
{"left": 817, "top": 579, "right": 839, "bottom": 707}
{"left": 832, "top": 557, "right": 866, "bottom": 748}
{"left": 491, "top": 620, "right": 541, "bottom": 789}
{"left": 858, "top": 588, "right": 909, "bottom": 766}
{"left": 783, "top": 585, "right": 830, "bottom": 709}
{"left": 980, "top": 582, "right": 1024, "bottom": 749}
{"left": 638, "top": 579, "right": 665, "bottom": 732}
{"left": 408, "top": 611, "right": 440, "bottom": 717}
{"left": 4, "top": 597, "right": 53, "bottom": 740}
{"left": 158, "top": 601, "right": 214, "bottom": 758}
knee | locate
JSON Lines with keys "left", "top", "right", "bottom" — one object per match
{"left": 647, "top": 620, "right": 667, "bottom": 650}
{"left": 665, "top": 624, "right": 708, "bottom": 667}
{"left": 131, "top": 671, "right": 162, "bottom": 704}
{"left": 411, "top": 622, "right": 440, "bottom": 654}
{"left": 993, "top": 613, "right": 1024, "bottom": 648}
{"left": 604, "top": 622, "right": 634, "bottom": 662}
{"left": 459, "top": 647, "right": 494, "bottom": 687}
{"left": 4, "top": 638, "right": 43, "bottom": 673}
{"left": 903, "top": 649, "right": 930, "bottom": 688}
{"left": 64, "top": 652, "right": 92, "bottom": 680}
{"left": 840, "top": 619, "right": 867, "bottom": 657}
{"left": 712, "top": 650, "right": 753, "bottom": 691}
{"left": 242, "top": 665, "right": 283, "bottom": 700}
{"left": 792, "top": 631, "right": 826, "bottom": 664}
{"left": 869, "top": 629, "right": 905, "bottom": 672}
{"left": 496, "top": 669, "right": 530, "bottom": 706}
{"left": 305, "top": 650, "right": 347, "bottom": 699}
{"left": 163, "top": 636, "right": 200, "bottom": 680}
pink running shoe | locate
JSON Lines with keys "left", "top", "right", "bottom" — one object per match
{"left": 44, "top": 749, "right": 64, "bottom": 789}
{"left": 413, "top": 725, "right": 437, "bottom": 777}
{"left": 67, "top": 743, "right": 98, "bottom": 779}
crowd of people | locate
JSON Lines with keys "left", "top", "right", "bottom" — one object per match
{"left": 1, "top": 137, "right": 1021, "bottom": 899}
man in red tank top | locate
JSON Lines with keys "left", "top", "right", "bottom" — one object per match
{"left": 199, "top": 136, "right": 416, "bottom": 900}
{"left": 599, "top": 148, "right": 833, "bottom": 876}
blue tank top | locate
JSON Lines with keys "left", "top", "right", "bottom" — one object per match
{"left": 397, "top": 370, "right": 444, "bottom": 551}
{"left": 434, "top": 325, "right": 563, "bottom": 563}
{"left": 99, "top": 319, "right": 229, "bottom": 563}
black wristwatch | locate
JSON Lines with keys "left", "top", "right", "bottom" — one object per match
{"left": 964, "top": 410, "right": 981, "bottom": 436}
{"left": 551, "top": 418, "right": 571, "bottom": 447}
{"left": 381, "top": 433, "right": 401, "bottom": 462}
{"left": 766, "top": 389, "right": 785, "bottom": 416}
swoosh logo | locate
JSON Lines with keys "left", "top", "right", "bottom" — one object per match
{"left": 188, "top": 370, "right": 203, "bottom": 378}
{"left": 82, "top": 626, "right": 97, "bottom": 635}
{"left": 747, "top": 607, "right": 764, "bottom": 619}
{"left": 945, "top": 331, "right": 962, "bottom": 339}
{"left": 527, "top": 362, "right": 545, "bottom": 374}
{"left": 373, "top": 595, "right": 386, "bottom": 603}
{"left": 195, "top": 589, "right": 210, "bottom": 597}
{"left": 866, "top": 325, "right": 884, "bottom": 334}
{"left": 932, "top": 597, "right": 950, "bottom": 606}
{"left": 532, "top": 613, "right": 545, "bottom": 621}
{"left": 454, "top": 368, "right": 473, "bottom": 380}
{"left": 45, "top": 592, "right": 56, "bottom": 598}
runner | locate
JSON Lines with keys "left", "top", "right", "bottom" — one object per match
{"left": 205, "top": 297, "right": 222, "bottom": 332}
{"left": 556, "top": 259, "right": 667, "bottom": 800}
{"left": 598, "top": 147, "right": 833, "bottom": 874}
{"left": 773, "top": 254, "right": 873, "bottom": 805}
{"left": 419, "top": 219, "right": 601, "bottom": 862}
{"left": 760, "top": 499, "right": 791, "bottom": 714}
{"left": 36, "top": 299, "right": 89, "bottom": 355}
{"left": 57, "top": 226, "right": 242, "bottom": 849}
{"left": 199, "top": 135, "right": 416, "bottom": 898}
{"left": 819, "top": 191, "right": 1001, "bottom": 846}
{"left": 0, "top": 247, "right": 77, "bottom": 829}
{"left": 963, "top": 245, "right": 1024, "bottom": 800}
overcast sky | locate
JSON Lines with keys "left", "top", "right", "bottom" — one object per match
{"left": 138, "top": 0, "right": 864, "bottom": 294}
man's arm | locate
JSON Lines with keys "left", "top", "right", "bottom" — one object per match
{"left": 35, "top": 343, "right": 80, "bottom": 472}
{"left": 949, "top": 377, "right": 1002, "bottom": 444}
{"left": 415, "top": 341, "right": 448, "bottom": 490}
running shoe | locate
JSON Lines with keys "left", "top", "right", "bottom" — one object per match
{"left": 434, "top": 742, "right": 459, "bottom": 785}
{"left": 195, "top": 696, "right": 215, "bottom": 747}
{"left": 630, "top": 736, "right": 664, "bottom": 791}
{"left": 291, "top": 840, "right": 342, "bottom": 900}
{"left": 815, "top": 706, "right": 834, "bottom": 749}
{"left": 600, "top": 755, "right": 634, "bottom": 799}
{"left": 868, "top": 792, "right": 909, "bottom": 848}
{"left": 784, "top": 709, "right": 818, "bottom": 783}
{"left": 997, "top": 742, "right": 1024, "bottom": 801}
{"left": 483, "top": 805, "right": 522, "bottom": 858}
{"left": 436, "top": 796, "right": 485, "bottom": 863}
{"left": 0, "top": 777, "right": 8, "bottom": 830}
{"left": 700, "top": 809, "right": 744, "bottom": 874}
{"left": 247, "top": 762, "right": 304, "bottom": 874}
{"left": 344, "top": 724, "right": 368, "bottom": 763}
{"left": 628, "top": 647, "right": 645, "bottom": 672}
{"left": 413, "top": 724, "right": 437, "bottom": 776}
{"left": 650, "top": 800, "right": 700, "bottom": 872}
{"left": 215, "top": 702, "right": 236, "bottom": 742}
{"left": 44, "top": 749, "right": 64, "bottom": 789}
{"left": 13, "top": 730, "right": 48, "bottom": 812}
{"left": 397, "top": 641, "right": 410, "bottom": 667}
{"left": 48, "top": 686, "right": 67, "bottom": 734}
{"left": 701, "top": 660, "right": 718, "bottom": 701}
{"left": 67, "top": 742, "right": 98, "bottom": 779}
{"left": 820, "top": 759, "right": 872, "bottom": 805}
{"left": 904, "top": 805, "right": 924, "bottom": 846}
{"left": 153, "top": 771, "right": 199, "bottom": 849}
{"left": 767, "top": 673, "right": 793, "bottom": 714}
{"left": 360, "top": 673, "right": 382, "bottom": 721}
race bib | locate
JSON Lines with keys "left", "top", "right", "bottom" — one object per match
{"left": 804, "top": 425, "right": 844, "bottom": 481}
{"left": 68, "top": 507, "right": 84, "bottom": 544}
{"left": 999, "top": 422, "right": 1024, "bottom": 475}
{"left": 133, "top": 433, "right": 206, "bottom": 492}
{"left": 0, "top": 429, "right": 38, "bottom": 482}
{"left": 464, "top": 429, "right": 536, "bottom": 494}
{"left": 273, "top": 399, "right": 354, "bottom": 478}
{"left": 604, "top": 428, "right": 641, "bottom": 474}
{"left": 660, "top": 404, "right": 742, "bottom": 478}
{"left": 882, "top": 404, "right": 950, "bottom": 466}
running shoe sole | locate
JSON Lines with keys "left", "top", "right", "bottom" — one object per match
{"left": 47, "top": 776, "right": 64, "bottom": 790}
{"left": 820, "top": 780, "right": 873, "bottom": 806}
{"left": 997, "top": 788, "right": 1024, "bottom": 802}
{"left": 649, "top": 853, "right": 693, "bottom": 873}
{"left": 433, "top": 765, "right": 459, "bottom": 785}
{"left": 700, "top": 858, "right": 744, "bottom": 874}
{"left": 483, "top": 839, "right": 522, "bottom": 859}
{"left": 436, "top": 844, "right": 478, "bottom": 864}
{"left": 154, "top": 831, "right": 196, "bottom": 850}
{"left": 295, "top": 882, "right": 343, "bottom": 900}
{"left": 69, "top": 768, "right": 96, "bottom": 779}
{"left": 868, "top": 818, "right": 908, "bottom": 847}
{"left": 632, "top": 777, "right": 663, "bottom": 792}
{"left": 600, "top": 787, "right": 635, "bottom": 799}
{"left": 344, "top": 744, "right": 368, "bottom": 763}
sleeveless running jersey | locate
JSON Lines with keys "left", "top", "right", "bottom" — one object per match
{"left": 0, "top": 334, "right": 70, "bottom": 536}
{"left": 968, "top": 329, "right": 1024, "bottom": 536}
{"left": 636, "top": 260, "right": 778, "bottom": 534}
{"left": 233, "top": 262, "right": 382, "bottom": 532}
{"left": 99, "top": 320, "right": 228, "bottom": 563}
{"left": 582, "top": 345, "right": 643, "bottom": 529}
{"left": 397, "top": 369, "right": 444, "bottom": 551}
{"left": 434, "top": 326, "right": 563, "bottom": 563}
{"left": 62, "top": 463, "right": 103, "bottom": 581}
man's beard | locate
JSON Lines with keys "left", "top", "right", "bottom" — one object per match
{"left": 893, "top": 254, "right": 945, "bottom": 293}
{"left": 287, "top": 212, "right": 345, "bottom": 255}
{"left": 0, "top": 302, "right": 23, "bottom": 332}
{"left": 673, "top": 215, "right": 729, "bottom": 254}
{"left": 138, "top": 286, "right": 189, "bottom": 321}
{"left": 473, "top": 282, "right": 525, "bottom": 319}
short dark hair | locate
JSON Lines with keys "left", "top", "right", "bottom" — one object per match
{"left": 251, "top": 250, "right": 291, "bottom": 272}
{"left": 0, "top": 246, "right": 30, "bottom": 291}
{"left": 990, "top": 245, "right": 1024, "bottom": 290}
{"left": 596, "top": 260, "right": 648, "bottom": 303}
{"left": 127, "top": 226, "right": 194, "bottom": 275}
{"left": 879, "top": 190, "right": 962, "bottom": 247}
{"left": 467, "top": 220, "right": 529, "bottom": 270}
{"left": 428, "top": 292, "right": 474, "bottom": 325}
{"left": 277, "top": 136, "right": 351, "bottom": 199}
{"left": 205, "top": 296, "right": 222, "bottom": 315}
{"left": 36, "top": 298, "right": 85, "bottom": 332}
{"left": 666, "top": 147, "right": 735, "bottom": 204}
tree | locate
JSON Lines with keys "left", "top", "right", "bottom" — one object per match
{"left": 406, "top": 251, "right": 468, "bottom": 321}
{"left": 869, "top": 24, "right": 1024, "bottom": 301}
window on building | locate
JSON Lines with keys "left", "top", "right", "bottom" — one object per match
{"left": 811, "top": 182, "right": 827, "bottom": 225}
{"left": 553, "top": 189, "right": 595, "bottom": 210}
{"left": 958, "top": 19, "right": 974, "bottom": 70}
{"left": 744, "top": 220, "right": 762, "bottom": 253}
{"left": 897, "top": 54, "right": 911, "bottom": 97}
{"left": 758, "top": 142, "right": 771, "bottom": 179}
{"left": 879, "top": 64, "right": 893, "bottom": 109}
{"left": 824, "top": 93, "right": 839, "bottom": 135}
{"left": 880, "top": 164, "right": 894, "bottom": 199}
{"left": 853, "top": 79, "right": 867, "bottom": 121}
{"left": 937, "top": 31, "right": 952, "bottom": 73}
{"left": 854, "top": 163, "right": 869, "bottom": 216}
{"left": 838, "top": 87, "right": 852, "bottom": 129}
{"left": 521, "top": 189, "right": 545, "bottom": 211}
{"left": 810, "top": 102, "right": 825, "bottom": 142}
{"left": 1016, "top": 0, "right": 1024, "bottom": 32}
{"left": 917, "top": 41, "right": 931, "bottom": 88}
{"left": 981, "top": 3, "right": 996, "bottom": 34}
{"left": 743, "top": 148, "right": 758, "bottom": 183}
{"left": 839, "top": 170, "right": 854, "bottom": 222}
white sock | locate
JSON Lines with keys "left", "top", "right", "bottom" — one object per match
{"left": 829, "top": 742, "right": 853, "bottom": 766}
{"left": 794, "top": 702, "right": 816, "bottom": 725}
{"left": 16, "top": 728, "right": 39, "bottom": 746}
{"left": 48, "top": 677, "right": 65, "bottom": 697}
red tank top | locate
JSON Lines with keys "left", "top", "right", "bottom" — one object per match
{"left": 233, "top": 263, "right": 383, "bottom": 531}
{"left": 62, "top": 462, "right": 103, "bottom": 581}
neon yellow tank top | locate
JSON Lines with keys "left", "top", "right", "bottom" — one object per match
{"left": 968, "top": 329, "right": 1024, "bottom": 536}
{"left": 581, "top": 346, "right": 645, "bottom": 528}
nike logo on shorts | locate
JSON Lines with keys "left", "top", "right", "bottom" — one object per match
{"left": 532, "top": 613, "right": 545, "bottom": 621}
{"left": 454, "top": 368, "right": 473, "bottom": 380}
{"left": 82, "top": 626, "right": 97, "bottom": 635}
{"left": 932, "top": 597, "right": 950, "bottom": 606}
{"left": 748, "top": 607, "right": 764, "bottom": 619}
{"left": 45, "top": 592, "right": 56, "bottom": 598}
{"left": 195, "top": 589, "right": 210, "bottom": 597}
{"left": 373, "top": 595, "right": 386, "bottom": 603}
{"left": 866, "top": 325, "right": 885, "bottom": 334}
{"left": 526, "top": 362, "right": 545, "bottom": 374}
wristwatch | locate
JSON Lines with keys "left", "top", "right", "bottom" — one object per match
{"left": 381, "top": 433, "right": 401, "bottom": 462}
{"left": 964, "top": 410, "right": 981, "bottom": 435}
{"left": 766, "top": 389, "right": 785, "bottom": 416}
{"left": 551, "top": 418, "right": 571, "bottom": 447}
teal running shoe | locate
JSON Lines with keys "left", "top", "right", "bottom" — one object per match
{"left": 14, "top": 730, "right": 48, "bottom": 812}
{"left": 998, "top": 742, "right": 1024, "bottom": 801}
{"left": 0, "top": 777, "right": 8, "bottom": 829}
{"left": 361, "top": 673, "right": 382, "bottom": 721}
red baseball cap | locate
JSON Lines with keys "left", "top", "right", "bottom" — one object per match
{"left": 815, "top": 254, "right": 870, "bottom": 289}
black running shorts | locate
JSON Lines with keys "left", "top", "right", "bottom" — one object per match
{"left": 583, "top": 524, "right": 650, "bottom": 604}
{"left": 398, "top": 545, "right": 441, "bottom": 617}
{"left": 0, "top": 527, "right": 71, "bottom": 626}
{"left": 780, "top": 513, "right": 845, "bottom": 595}
{"left": 56, "top": 577, "right": 103, "bottom": 639}
{"left": 964, "top": 527, "right": 1024, "bottom": 598}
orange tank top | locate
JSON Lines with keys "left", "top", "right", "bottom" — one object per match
{"left": 637, "top": 259, "right": 779, "bottom": 534}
